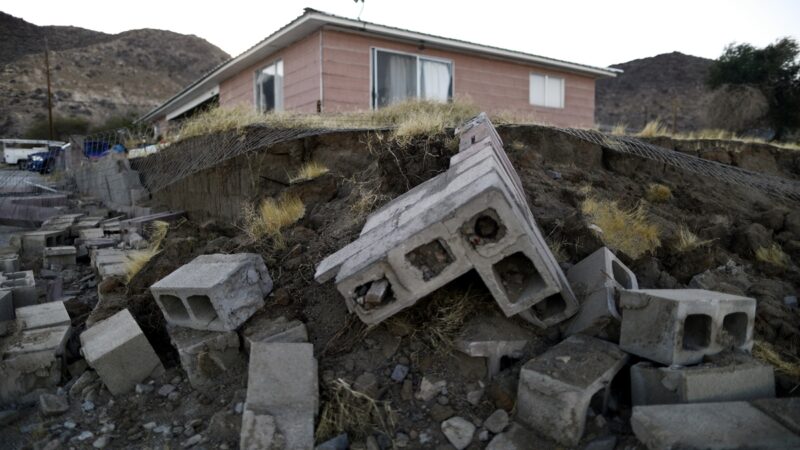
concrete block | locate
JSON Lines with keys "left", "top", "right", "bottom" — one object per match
{"left": 3, "top": 325, "right": 71, "bottom": 357}
{"left": 167, "top": 325, "right": 242, "bottom": 390}
{"left": 40, "top": 214, "right": 83, "bottom": 232}
{"left": 516, "top": 335, "right": 629, "bottom": 446}
{"left": 0, "top": 350, "right": 62, "bottom": 403}
{"left": 240, "top": 315, "right": 308, "bottom": 351}
{"left": 752, "top": 397, "right": 800, "bottom": 435}
{"left": 90, "top": 248, "right": 129, "bottom": 279}
{"left": 0, "top": 290, "right": 13, "bottom": 322}
{"left": 0, "top": 254, "right": 19, "bottom": 273}
{"left": 564, "top": 247, "right": 637, "bottom": 338}
{"left": 150, "top": 253, "right": 272, "bottom": 332}
{"left": 15, "top": 301, "right": 71, "bottom": 330}
{"left": 1, "top": 270, "right": 37, "bottom": 308}
{"left": 71, "top": 216, "right": 104, "bottom": 236}
{"left": 631, "top": 353, "right": 775, "bottom": 406}
{"left": 631, "top": 401, "right": 800, "bottom": 449}
{"left": 455, "top": 315, "right": 534, "bottom": 379}
{"left": 240, "top": 410, "right": 283, "bottom": 449}
{"left": 620, "top": 289, "right": 756, "bottom": 365}
{"left": 43, "top": 246, "right": 77, "bottom": 268}
{"left": 78, "top": 228, "right": 105, "bottom": 240}
{"left": 20, "top": 229, "right": 68, "bottom": 257}
{"left": 121, "top": 211, "right": 185, "bottom": 234}
{"left": 80, "top": 309, "right": 164, "bottom": 395}
{"left": 244, "top": 342, "right": 317, "bottom": 450}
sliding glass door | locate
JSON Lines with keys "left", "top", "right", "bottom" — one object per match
{"left": 373, "top": 49, "right": 453, "bottom": 108}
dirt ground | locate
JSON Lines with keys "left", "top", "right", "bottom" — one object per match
{"left": 2, "top": 125, "right": 798, "bottom": 449}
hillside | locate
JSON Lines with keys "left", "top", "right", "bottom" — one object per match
{"left": 596, "top": 52, "right": 714, "bottom": 132}
{"left": 0, "top": 12, "right": 230, "bottom": 137}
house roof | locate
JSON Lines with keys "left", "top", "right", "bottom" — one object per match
{"left": 139, "top": 8, "right": 620, "bottom": 123}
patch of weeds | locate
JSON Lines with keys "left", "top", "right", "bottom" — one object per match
{"left": 315, "top": 378, "right": 396, "bottom": 442}
{"left": 673, "top": 225, "right": 713, "bottom": 253}
{"left": 124, "top": 221, "right": 169, "bottom": 283}
{"left": 755, "top": 243, "right": 790, "bottom": 269}
{"left": 753, "top": 340, "right": 800, "bottom": 381}
{"left": 289, "top": 161, "right": 329, "bottom": 184}
{"left": 645, "top": 183, "right": 672, "bottom": 203}
{"left": 242, "top": 196, "right": 305, "bottom": 248}
{"left": 581, "top": 197, "right": 660, "bottom": 259}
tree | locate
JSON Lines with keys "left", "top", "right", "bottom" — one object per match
{"left": 707, "top": 37, "right": 800, "bottom": 140}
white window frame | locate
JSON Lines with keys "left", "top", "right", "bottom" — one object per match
{"left": 254, "top": 59, "right": 284, "bottom": 113}
{"left": 370, "top": 47, "right": 454, "bottom": 109}
{"left": 529, "top": 73, "right": 565, "bottom": 109}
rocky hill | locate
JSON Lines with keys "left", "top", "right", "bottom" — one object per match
{"left": 596, "top": 52, "right": 714, "bottom": 132}
{"left": 0, "top": 12, "right": 229, "bottom": 137}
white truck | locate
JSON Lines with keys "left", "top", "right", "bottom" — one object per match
{"left": 0, "top": 139, "right": 66, "bottom": 169}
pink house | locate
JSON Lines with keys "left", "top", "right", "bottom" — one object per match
{"left": 140, "top": 8, "right": 618, "bottom": 133}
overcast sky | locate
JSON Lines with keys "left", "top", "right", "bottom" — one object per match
{"left": 5, "top": 0, "right": 799, "bottom": 67}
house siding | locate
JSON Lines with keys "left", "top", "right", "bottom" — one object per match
{"left": 321, "top": 29, "right": 596, "bottom": 127}
{"left": 218, "top": 30, "right": 321, "bottom": 113}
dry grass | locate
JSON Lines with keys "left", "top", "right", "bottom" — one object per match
{"left": 611, "top": 123, "right": 628, "bottom": 136}
{"left": 673, "top": 225, "right": 713, "bottom": 253}
{"left": 124, "top": 221, "right": 169, "bottom": 283}
{"left": 315, "top": 378, "right": 396, "bottom": 442}
{"left": 753, "top": 340, "right": 800, "bottom": 381}
{"left": 242, "top": 196, "right": 305, "bottom": 246}
{"left": 755, "top": 243, "right": 791, "bottom": 269}
{"left": 289, "top": 161, "right": 329, "bottom": 184}
{"left": 638, "top": 120, "right": 671, "bottom": 138}
{"left": 581, "top": 197, "right": 661, "bottom": 259}
{"left": 635, "top": 120, "right": 800, "bottom": 151}
{"left": 645, "top": 183, "right": 673, "bottom": 203}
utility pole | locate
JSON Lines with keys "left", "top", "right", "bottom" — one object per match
{"left": 44, "top": 37, "right": 54, "bottom": 141}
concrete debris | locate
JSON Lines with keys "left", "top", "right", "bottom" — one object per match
{"left": 90, "top": 248, "right": 130, "bottom": 280}
{"left": 80, "top": 309, "right": 164, "bottom": 395}
{"left": 631, "top": 353, "right": 775, "bottom": 406}
{"left": 516, "top": 335, "right": 628, "bottom": 446}
{"left": 120, "top": 211, "right": 185, "bottom": 234}
{"left": 15, "top": 301, "right": 71, "bottom": 330}
{"left": 1, "top": 270, "right": 37, "bottom": 308}
{"left": 21, "top": 229, "right": 69, "bottom": 258}
{"left": 151, "top": 253, "right": 272, "bottom": 332}
{"left": 416, "top": 376, "right": 447, "bottom": 402}
{"left": 619, "top": 289, "right": 755, "bottom": 365}
{"left": 39, "top": 392, "right": 69, "bottom": 416}
{"left": 631, "top": 401, "right": 800, "bottom": 449}
{"left": 484, "top": 408, "right": 510, "bottom": 434}
{"left": 441, "top": 416, "right": 476, "bottom": 450}
{"left": 0, "top": 253, "right": 20, "bottom": 273}
{"left": 167, "top": 325, "right": 243, "bottom": 390}
{"left": 240, "top": 410, "right": 283, "bottom": 450}
{"left": 564, "top": 246, "right": 637, "bottom": 338}
{"left": 315, "top": 113, "right": 577, "bottom": 327}
{"left": 43, "top": 246, "right": 77, "bottom": 268}
{"left": 454, "top": 315, "right": 533, "bottom": 379}
{"left": 243, "top": 342, "right": 317, "bottom": 450}
{"left": 240, "top": 315, "right": 308, "bottom": 351}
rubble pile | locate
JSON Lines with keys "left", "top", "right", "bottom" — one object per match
{"left": 0, "top": 113, "right": 797, "bottom": 449}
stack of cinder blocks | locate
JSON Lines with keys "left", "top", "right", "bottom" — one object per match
{"left": 315, "top": 113, "right": 577, "bottom": 327}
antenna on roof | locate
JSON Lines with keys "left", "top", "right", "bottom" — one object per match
{"left": 354, "top": 0, "right": 365, "bottom": 21}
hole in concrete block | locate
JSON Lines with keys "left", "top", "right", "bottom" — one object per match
{"left": 1, "top": 279, "right": 28, "bottom": 288}
{"left": 722, "top": 312, "right": 748, "bottom": 347}
{"left": 159, "top": 295, "right": 189, "bottom": 321}
{"left": 45, "top": 237, "right": 56, "bottom": 246}
{"left": 462, "top": 209, "right": 507, "bottom": 247}
{"left": 499, "top": 355, "right": 520, "bottom": 372}
{"left": 611, "top": 260, "right": 633, "bottom": 289}
{"left": 682, "top": 314, "right": 712, "bottom": 350}
{"left": 405, "top": 239, "right": 455, "bottom": 281}
{"left": 187, "top": 295, "right": 217, "bottom": 324}
{"left": 4, "top": 272, "right": 25, "bottom": 280}
{"left": 493, "top": 252, "right": 546, "bottom": 304}
{"left": 354, "top": 278, "right": 396, "bottom": 310}
{"left": 530, "top": 293, "right": 567, "bottom": 320}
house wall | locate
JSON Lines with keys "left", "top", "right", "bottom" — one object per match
{"left": 321, "top": 29, "right": 597, "bottom": 127}
{"left": 218, "top": 30, "right": 321, "bottom": 113}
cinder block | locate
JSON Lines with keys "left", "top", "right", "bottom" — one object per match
{"left": 0, "top": 254, "right": 19, "bottom": 273}
{"left": 121, "top": 211, "right": 185, "bottom": 234}
{"left": 40, "top": 214, "right": 83, "bottom": 231}
{"left": 0, "top": 350, "right": 62, "bottom": 403}
{"left": 0, "top": 290, "right": 13, "bottom": 322}
{"left": 240, "top": 315, "right": 308, "bottom": 352}
{"left": 564, "top": 247, "right": 637, "bottom": 338}
{"left": 167, "top": 325, "right": 242, "bottom": 390}
{"left": 244, "top": 342, "right": 317, "bottom": 450}
{"left": 90, "top": 248, "right": 129, "bottom": 279}
{"left": 80, "top": 309, "right": 164, "bottom": 395}
{"left": 43, "top": 246, "right": 77, "bottom": 268}
{"left": 15, "top": 301, "right": 71, "bottom": 330}
{"left": 631, "top": 402, "right": 800, "bottom": 449}
{"left": 516, "top": 335, "right": 629, "bottom": 446}
{"left": 151, "top": 254, "right": 272, "bottom": 331}
{"left": 455, "top": 315, "right": 533, "bottom": 379}
{"left": 21, "top": 229, "right": 68, "bottom": 257}
{"left": 4, "top": 325, "right": 71, "bottom": 357}
{"left": 620, "top": 289, "right": 756, "bottom": 365}
{"left": 1, "top": 270, "right": 37, "bottom": 308}
{"left": 78, "top": 228, "right": 105, "bottom": 240}
{"left": 71, "top": 216, "right": 104, "bottom": 236}
{"left": 630, "top": 354, "right": 775, "bottom": 406}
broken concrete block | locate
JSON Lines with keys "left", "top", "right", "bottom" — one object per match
{"left": 39, "top": 392, "right": 69, "bottom": 416}
{"left": 151, "top": 254, "right": 272, "bottom": 332}
{"left": 240, "top": 315, "right": 308, "bottom": 351}
{"left": 43, "top": 246, "right": 77, "bottom": 268}
{"left": 516, "top": 335, "right": 629, "bottom": 446}
{"left": 1, "top": 270, "right": 37, "bottom": 308}
{"left": 619, "top": 289, "right": 756, "bottom": 365}
{"left": 631, "top": 401, "right": 800, "bottom": 449}
{"left": 454, "top": 315, "right": 533, "bottom": 379}
{"left": 80, "top": 309, "right": 164, "bottom": 395}
{"left": 15, "top": 301, "right": 71, "bottom": 330}
{"left": 0, "top": 254, "right": 19, "bottom": 273}
{"left": 631, "top": 353, "right": 775, "bottom": 406}
{"left": 167, "top": 325, "right": 242, "bottom": 390}
{"left": 0, "top": 290, "right": 13, "bottom": 322}
{"left": 564, "top": 247, "right": 637, "bottom": 338}
{"left": 244, "top": 342, "right": 317, "bottom": 450}
{"left": 0, "top": 351, "right": 62, "bottom": 403}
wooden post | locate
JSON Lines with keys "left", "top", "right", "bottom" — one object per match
{"left": 44, "top": 37, "right": 54, "bottom": 141}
